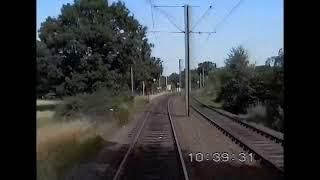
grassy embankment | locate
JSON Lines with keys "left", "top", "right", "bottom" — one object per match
{"left": 196, "top": 95, "right": 222, "bottom": 108}
{"left": 37, "top": 89, "right": 150, "bottom": 180}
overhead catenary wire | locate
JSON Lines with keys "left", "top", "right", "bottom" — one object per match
{"left": 154, "top": 5, "right": 184, "bottom": 8}
{"left": 149, "top": 0, "right": 155, "bottom": 29}
{"left": 148, "top": 30, "right": 184, "bottom": 33}
{"left": 154, "top": 7, "right": 184, "bottom": 32}
{"left": 146, "top": 0, "right": 159, "bottom": 45}
{"left": 207, "top": 0, "right": 244, "bottom": 40}
{"left": 190, "top": 31, "right": 216, "bottom": 34}
{"left": 191, "top": 4, "right": 213, "bottom": 31}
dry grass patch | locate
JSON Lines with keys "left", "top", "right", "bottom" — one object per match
{"left": 37, "top": 100, "right": 62, "bottom": 106}
{"left": 37, "top": 119, "right": 93, "bottom": 160}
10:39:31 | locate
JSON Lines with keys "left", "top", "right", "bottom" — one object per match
{"left": 187, "top": 152, "right": 253, "bottom": 163}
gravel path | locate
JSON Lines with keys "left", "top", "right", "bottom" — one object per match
{"left": 170, "top": 95, "right": 282, "bottom": 180}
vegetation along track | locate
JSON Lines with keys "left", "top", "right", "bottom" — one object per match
{"left": 190, "top": 96, "right": 284, "bottom": 174}
{"left": 112, "top": 95, "right": 189, "bottom": 180}
{"left": 192, "top": 96, "right": 283, "bottom": 144}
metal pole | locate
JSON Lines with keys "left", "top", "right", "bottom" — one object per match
{"left": 199, "top": 72, "right": 201, "bottom": 89}
{"left": 179, "top": 59, "right": 182, "bottom": 90}
{"left": 142, "top": 81, "right": 145, "bottom": 96}
{"left": 131, "top": 65, "right": 134, "bottom": 97}
{"left": 159, "top": 76, "right": 161, "bottom": 92}
{"left": 165, "top": 76, "right": 167, "bottom": 91}
{"left": 202, "top": 66, "right": 205, "bottom": 88}
{"left": 184, "top": 5, "right": 190, "bottom": 116}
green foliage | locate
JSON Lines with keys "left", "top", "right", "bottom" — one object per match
{"left": 198, "top": 46, "right": 284, "bottom": 132}
{"left": 217, "top": 78, "right": 256, "bottom": 114}
{"left": 168, "top": 73, "right": 179, "bottom": 87}
{"left": 191, "top": 70, "right": 200, "bottom": 89}
{"left": 116, "top": 103, "right": 131, "bottom": 125}
{"left": 225, "top": 46, "right": 252, "bottom": 79}
{"left": 203, "top": 68, "right": 232, "bottom": 97}
{"left": 54, "top": 87, "right": 132, "bottom": 120}
{"left": 197, "top": 61, "right": 216, "bottom": 76}
{"left": 37, "top": 0, "right": 163, "bottom": 97}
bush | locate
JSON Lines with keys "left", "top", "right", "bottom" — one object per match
{"left": 115, "top": 103, "right": 132, "bottom": 126}
{"left": 246, "top": 102, "right": 283, "bottom": 132}
{"left": 54, "top": 94, "right": 86, "bottom": 119}
{"left": 54, "top": 87, "right": 132, "bottom": 121}
{"left": 247, "top": 102, "right": 267, "bottom": 123}
{"left": 267, "top": 104, "right": 284, "bottom": 132}
{"left": 216, "top": 78, "right": 256, "bottom": 114}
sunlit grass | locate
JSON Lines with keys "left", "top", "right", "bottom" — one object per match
{"left": 37, "top": 119, "right": 93, "bottom": 160}
{"left": 37, "top": 111, "right": 55, "bottom": 128}
{"left": 37, "top": 100, "right": 62, "bottom": 106}
{"left": 197, "top": 95, "right": 222, "bottom": 108}
{"left": 36, "top": 93, "right": 151, "bottom": 180}
{"left": 37, "top": 135, "right": 105, "bottom": 180}
{"left": 36, "top": 118, "right": 102, "bottom": 180}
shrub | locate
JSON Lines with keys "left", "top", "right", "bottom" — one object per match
{"left": 115, "top": 103, "right": 132, "bottom": 126}
{"left": 268, "top": 105, "right": 284, "bottom": 132}
{"left": 54, "top": 87, "right": 132, "bottom": 121}
{"left": 216, "top": 78, "right": 256, "bottom": 114}
{"left": 247, "top": 102, "right": 267, "bottom": 123}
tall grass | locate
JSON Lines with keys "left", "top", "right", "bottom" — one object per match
{"left": 54, "top": 87, "right": 132, "bottom": 121}
{"left": 37, "top": 88, "right": 149, "bottom": 180}
{"left": 37, "top": 111, "right": 55, "bottom": 128}
{"left": 37, "top": 119, "right": 93, "bottom": 160}
{"left": 37, "top": 100, "right": 62, "bottom": 106}
{"left": 36, "top": 118, "right": 113, "bottom": 180}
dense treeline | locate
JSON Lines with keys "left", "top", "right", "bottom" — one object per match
{"left": 37, "top": 0, "right": 163, "bottom": 98}
{"left": 208, "top": 46, "right": 283, "bottom": 131}
{"left": 168, "top": 46, "right": 284, "bottom": 132}
{"left": 168, "top": 61, "right": 217, "bottom": 89}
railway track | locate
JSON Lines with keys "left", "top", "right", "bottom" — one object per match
{"left": 191, "top": 96, "right": 283, "bottom": 144}
{"left": 112, "top": 95, "right": 189, "bottom": 180}
{"left": 190, "top": 97, "right": 284, "bottom": 174}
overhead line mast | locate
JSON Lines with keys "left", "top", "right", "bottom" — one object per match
{"left": 149, "top": 3, "right": 215, "bottom": 116}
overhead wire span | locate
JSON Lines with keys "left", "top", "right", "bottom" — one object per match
{"left": 148, "top": 30, "right": 184, "bottom": 34}
{"left": 191, "top": 4, "right": 213, "bottom": 31}
{"left": 207, "top": 0, "right": 244, "bottom": 40}
{"left": 149, "top": 0, "right": 155, "bottom": 29}
{"left": 154, "top": 7, "right": 184, "bottom": 32}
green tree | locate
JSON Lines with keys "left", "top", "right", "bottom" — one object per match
{"left": 197, "top": 61, "right": 216, "bottom": 76}
{"left": 225, "top": 45, "right": 251, "bottom": 79}
{"left": 216, "top": 46, "right": 255, "bottom": 113}
{"left": 168, "top": 73, "right": 179, "bottom": 87}
{"left": 37, "top": 0, "right": 163, "bottom": 97}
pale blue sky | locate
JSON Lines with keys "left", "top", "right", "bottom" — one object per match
{"left": 37, "top": 0, "right": 283, "bottom": 76}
